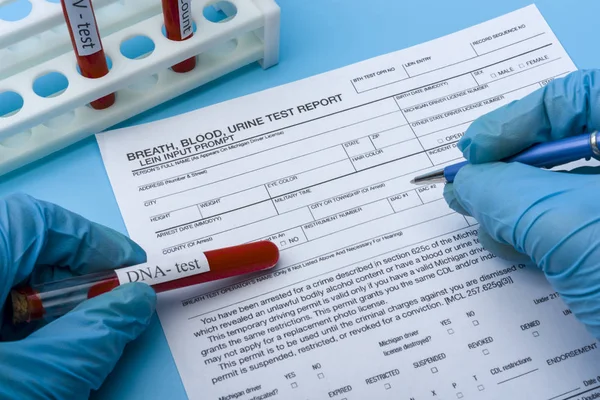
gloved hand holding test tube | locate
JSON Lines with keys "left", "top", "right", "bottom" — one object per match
{"left": 0, "top": 194, "right": 279, "bottom": 399}
{"left": 10, "top": 240, "right": 279, "bottom": 324}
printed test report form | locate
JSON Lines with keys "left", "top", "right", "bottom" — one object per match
{"left": 97, "top": 6, "right": 600, "bottom": 399}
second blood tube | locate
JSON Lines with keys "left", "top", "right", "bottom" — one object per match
{"left": 61, "top": 0, "right": 114, "bottom": 110}
{"left": 162, "top": 0, "right": 196, "bottom": 73}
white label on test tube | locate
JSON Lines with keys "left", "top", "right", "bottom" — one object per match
{"left": 178, "top": 0, "right": 193, "bottom": 39}
{"left": 115, "top": 253, "right": 210, "bottom": 286}
{"left": 63, "top": 0, "right": 103, "bottom": 56}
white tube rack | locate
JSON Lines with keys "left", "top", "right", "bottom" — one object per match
{"left": 0, "top": 0, "right": 280, "bottom": 176}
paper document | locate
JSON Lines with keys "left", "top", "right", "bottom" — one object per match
{"left": 97, "top": 5, "right": 600, "bottom": 399}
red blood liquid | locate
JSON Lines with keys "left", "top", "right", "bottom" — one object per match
{"left": 60, "top": 0, "right": 114, "bottom": 109}
{"left": 16, "top": 242, "right": 278, "bottom": 323}
{"left": 162, "top": 0, "right": 196, "bottom": 73}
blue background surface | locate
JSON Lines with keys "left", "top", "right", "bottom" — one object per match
{"left": 0, "top": 0, "right": 597, "bottom": 398}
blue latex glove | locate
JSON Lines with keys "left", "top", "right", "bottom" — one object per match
{"left": 0, "top": 194, "right": 157, "bottom": 399}
{"left": 444, "top": 69, "right": 600, "bottom": 338}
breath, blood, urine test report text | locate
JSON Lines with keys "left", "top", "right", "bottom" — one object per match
{"left": 97, "top": 6, "right": 600, "bottom": 399}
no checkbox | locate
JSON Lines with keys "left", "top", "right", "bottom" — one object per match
{"left": 472, "top": 320, "right": 479, "bottom": 326}
{"left": 317, "top": 373, "right": 324, "bottom": 379}
{"left": 533, "top": 331, "right": 539, "bottom": 337}
{"left": 291, "top": 382, "right": 298, "bottom": 389}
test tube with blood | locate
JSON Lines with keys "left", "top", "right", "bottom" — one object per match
{"left": 10, "top": 241, "right": 279, "bottom": 324}
{"left": 162, "top": 0, "right": 196, "bottom": 72}
{"left": 60, "top": 0, "right": 115, "bottom": 109}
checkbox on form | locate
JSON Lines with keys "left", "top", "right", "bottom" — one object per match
{"left": 384, "top": 383, "right": 391, "bottom": 390}
{"left": 533, "top": 331, "right": 539, "bottom": 337}
{"left": 472, "top": 320, "right": 479, "bottom": 326}
{"left": 291, "top": 382, "right": 298, "bottom": 389}
{"left": 447, "top": 328, "right": 454, "bottom": 334}
{"left": 431, "top": 367, "right": 438, "bottom": 373}
{"left": 318, "top": 373, "right": 324, "bottom": 379}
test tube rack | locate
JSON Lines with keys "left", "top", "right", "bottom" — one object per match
{"left": 0, "top": 0, "right": 280, "bottom": 176}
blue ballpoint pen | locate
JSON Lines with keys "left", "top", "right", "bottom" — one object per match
{"left": 410, "top": 131, "right": 600, "bottom": 185}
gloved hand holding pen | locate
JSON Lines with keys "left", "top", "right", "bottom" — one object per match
{"left": 0, "top": 194, "right": 156, "bottom": 399}
{"left": 444, "top": 69, "right": 600, "bottom": 339}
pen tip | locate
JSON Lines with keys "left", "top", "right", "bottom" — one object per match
{"left": 409, "top": 169, "right": 446, "bottom": 185}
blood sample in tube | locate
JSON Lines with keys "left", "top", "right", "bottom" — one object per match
{"left": 60, "top": 0, "right": 115, "bottom": 109}
{"left": 162, "top": 0, "right": 196, "bottom": 72}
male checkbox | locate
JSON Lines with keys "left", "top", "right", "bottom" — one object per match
{"left": 491, "top": 73, "right": 497, "bottom": 78}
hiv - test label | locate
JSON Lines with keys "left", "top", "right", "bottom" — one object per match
{"left": 115, "top": 253, "right": 210, "bottom": 285}
{"left": 64, "top": 0, "right": 102, "bottom": 56}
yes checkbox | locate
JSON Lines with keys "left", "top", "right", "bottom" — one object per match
{"left": 291, "top": 382, "right": 298, "bottom": 389}
{"left": 447, "top": 328, "right": 454, "bottom": 335}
